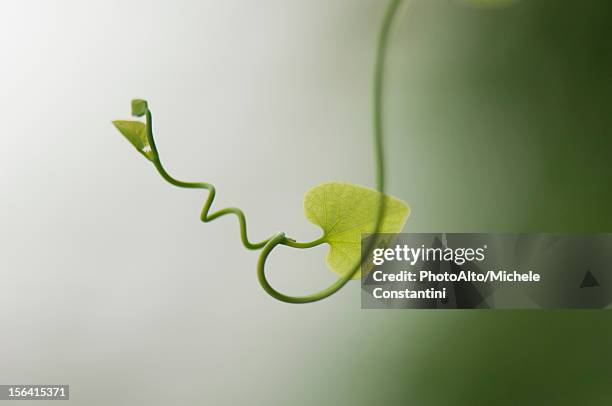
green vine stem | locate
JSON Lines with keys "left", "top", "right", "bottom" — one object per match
{"left": 255, "top": 0, "right": 402, "bottom": 303}
{"left": 131, "top": 0, "right": 402, "bottom": 303}
{"left": 144, "top": 109, "right": 327, "bottom": 251}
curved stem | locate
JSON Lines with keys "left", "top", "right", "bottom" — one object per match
{"left": 144, "top": 110, "right": 325, "bottom": 250}
{"left": 256, "top": 0, "right": 402, "bottom": 303}
{"left": 145, "top": 110, "right": 270, "bottom": 250}
{"left": 258, "top": 232, "right": 342, "bottom": 304}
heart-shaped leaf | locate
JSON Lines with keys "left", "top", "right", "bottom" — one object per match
{"left": 303, "top": 182, "right": 410, "bottom": 279}
{"left": 112, "top": 120, "right": 153, "bottom": 161}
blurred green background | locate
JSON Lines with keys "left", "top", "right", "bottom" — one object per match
{"left": 346, "top": 0, "right": 612, "bottom": 404}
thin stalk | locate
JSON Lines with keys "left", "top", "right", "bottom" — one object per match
{"left": 256, "top": 0, "right": 402, "bottom": 303}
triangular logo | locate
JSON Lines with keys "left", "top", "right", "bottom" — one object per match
{"left": 580, "top": 270, "right": 600, "bottom": 288}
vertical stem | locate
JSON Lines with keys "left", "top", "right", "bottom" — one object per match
{"left": 257, "top": 0, "right": 404, "bottom": 303}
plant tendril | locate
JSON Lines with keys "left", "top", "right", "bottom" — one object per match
{"left": 145, "top": 110, "right": 270, "bottom": 249}
{"left": 127, "top": 0, "right": 402, "bottom": 303}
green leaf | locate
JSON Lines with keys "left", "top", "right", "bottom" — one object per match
{"left": 112, "top": 120, "right": 153, "bottom": 161}
{"left": 303, "top": 182, "right": 410, "bottom": 279}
